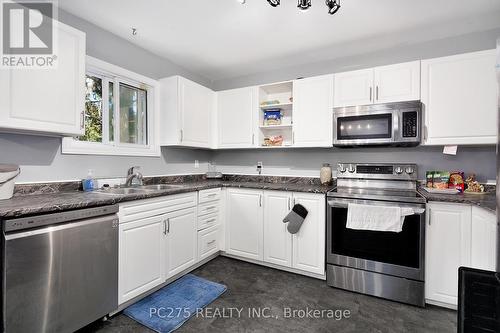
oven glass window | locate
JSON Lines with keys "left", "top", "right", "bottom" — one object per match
{"left": 337, "top": 114, "right": 392, "bottom": 140}
{"left": 330, "top": 206, "right": 421, "bottom": 268}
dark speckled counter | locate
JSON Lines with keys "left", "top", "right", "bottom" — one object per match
{"left": 0, "top": 177, "right": 334, "bottom": 219}
{"left": 417, "top": 187, "right": 496, "bottom": 214}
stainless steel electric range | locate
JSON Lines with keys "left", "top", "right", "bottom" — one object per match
{"left": 326, "top": 163, "right": 427, "bottom": 307}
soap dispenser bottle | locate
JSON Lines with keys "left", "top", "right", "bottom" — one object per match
{"left": 83, "top": 169, "right": 96, "bottom": 192}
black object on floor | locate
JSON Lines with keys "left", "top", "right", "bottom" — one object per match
{"left": 458, "top": 267, "right": 500, "bottom": 333}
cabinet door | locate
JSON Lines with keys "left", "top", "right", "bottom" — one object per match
{"left": 263, "top": 191, "right": 293, "bottom": 267}
{"left": 225, "top": 188, "right": 263, "bottom": 260}
{"left": 0, "top": 22, "right": 85, "bottom": 136}
{"left": 374, "top": 61, "right": 420, "bottom": 103}
{"left": 293, "top": 75, "right": 334, "bottom": 147}
{"left": 471, "top": 206, "right": 497, "bottom": 271}
{"left": 165, "top": 207, "right": 198, "bottom": 278}
{"left": 119, "top": 215, "right": 165, "bottom": 304}
{"left": 292, "top": 193, "right": 325, "bottom": 275}
{"left": 421, "top": 50, "right": 497, "bottom": 145}
{"left": 425, "top": 203, "right": 471, "bottom": 307}
{"left": 217, "top": 87, "right": 257, "bottom": 148}
{"left": 180, "top": 78, "right": 213, "bottom": 148}
{"left": 333, "top": 68, "right": 373, "bottom": 107}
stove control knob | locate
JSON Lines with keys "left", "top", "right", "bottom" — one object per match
{"left": 348, "top": 164, "right": 356, "bottom": 173}
{"left": 395, "top": 166, "right": 403, "bottom": 174}
{"left": 405, "top": 166, "right": 415, "bottom": 175}
{"left": 338, "top": 164, "right": 346, "bottom": 173}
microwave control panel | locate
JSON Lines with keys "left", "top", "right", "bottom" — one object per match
{"left": 402, "top": 111, "right": 418, "bottom": 138}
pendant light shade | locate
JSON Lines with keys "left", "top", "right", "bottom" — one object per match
{"left": 267, "top": 0, "right": 280, "bottom": 7}
{"left": 326, "top": 0, "right": 341, "bottom": 15}
{"left": 297, "top": 0, "right": 312, "bottom": 11}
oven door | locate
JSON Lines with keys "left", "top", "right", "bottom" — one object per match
{"left": 327, "top": 197, "right": 425, "bottom": 281}
{"left": 333, "top": 110, "right": 396, "bottom": 146}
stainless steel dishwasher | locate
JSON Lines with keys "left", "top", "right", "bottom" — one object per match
{"left": 2, "top": 205, "right": 119, "bottom": 333}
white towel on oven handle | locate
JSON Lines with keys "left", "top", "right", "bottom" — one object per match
{"left": 346, "top": 203, "right": 422, "bottom": 233}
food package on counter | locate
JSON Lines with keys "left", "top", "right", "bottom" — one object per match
{"left": 465, "top": 174, "right": 485, "bottom": 193}
{"left": 432, "top": 171, "right": 450, "bottom": 190}
{"left": 263, "top": 109, "right": 282, "bottom": 126}
{"left": 426, "top": 171, "right": 434, "bottom": 188}
{"left": 263, "top": 135, "right": 284, "bottom": 146}
{"left": 448, "top": 171, "right": 465, "bottom": 193}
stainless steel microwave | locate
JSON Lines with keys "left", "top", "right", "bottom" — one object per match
{"left": 333, "top": 101, "right": 422, "bottom": 147}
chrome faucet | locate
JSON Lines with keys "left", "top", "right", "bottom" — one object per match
{"left": 125, "top": 166, "right": 143, "bottom": 187}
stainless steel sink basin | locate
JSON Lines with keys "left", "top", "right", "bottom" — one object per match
{"left": 140, "top": 184, "right": 184, "bottom": 190}
{"left": 97, "top": 187, "right": 151, "bottom": 195}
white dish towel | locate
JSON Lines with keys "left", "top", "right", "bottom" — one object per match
{"left": 346, "top": 203, "right": 416, "bottom": 233}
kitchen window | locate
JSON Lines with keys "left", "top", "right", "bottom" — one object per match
{"left": 62, "top": 56, "right": 160, "bottom": 156}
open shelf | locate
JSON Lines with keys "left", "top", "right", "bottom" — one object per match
{"left": 259, "top": 124, "right": 293, "bottom": 129}
{"left": 258, "top": 81, "right": 294, "bottom": 147}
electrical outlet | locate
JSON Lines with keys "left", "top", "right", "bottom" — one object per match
{"left": 194, "top": 160, "right": 199, "bottom": 168}
{"left": 257, "top": 161, "right": 263, "bottom": 174}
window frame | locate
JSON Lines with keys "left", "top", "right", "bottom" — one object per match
{"left": 62, "top": 56, "right": 160, "bottom": 157}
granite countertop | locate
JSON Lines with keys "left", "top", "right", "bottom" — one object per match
{"left": 417, "top": 187, "right": 496, "bottom": 214}
{"left": 0, "top": 179, "right": 334, "bottom": 219}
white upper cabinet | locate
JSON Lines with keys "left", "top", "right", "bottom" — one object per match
{"left": 334, "top": 68, "right": 374, "bottom": 107}
{"left": 471, "top": 206, "right": 497, "bottom": 271}
{"left": 159, "top": 76, "right": 214, "bottom": 148}
{"left": 293, "top": 75, "right": 334, "bottom": 147}
{"left": 225, "top": 188, "right": 264, "bottom": 260}
{"left": 421, "top": 50, "right": 497, "bottom": 145}
{"left": 217, "top": 87, "right": 257, "bottom": 148}
{"left": 334, "top": 61, "right": 420, "bottom": 108}
{"left": 0, "top": 21, "right": 85, "bottom": 136}
{"left": 374, "top": 61, "right": 420, "bottom": 103}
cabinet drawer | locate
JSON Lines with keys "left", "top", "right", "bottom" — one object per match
{"left": 198, "top": 201, "right": 219, "bottom": 217}
{"left": 119, "top": 192, "right": 197, "bottom": 223}
{"left": 198, "top": 225, "right": 219, "bottom": 260}
{"left": 198, "top": 212, "right": 218, "bottom": 231}
{"left": 198, "top": 188, "right": 221, "bottom": 204}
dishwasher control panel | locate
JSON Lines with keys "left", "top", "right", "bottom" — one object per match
{"left": 3, "top": 205, "right": 119, "bottom": 232}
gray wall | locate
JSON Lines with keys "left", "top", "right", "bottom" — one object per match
{"left": 212, "top": 146, "right": 497, "bottom": 183}
{"left": 213, "top": 27, "right": 500, "bottom": 90}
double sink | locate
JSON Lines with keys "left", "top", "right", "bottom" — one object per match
{"left": 96, "top": 184, "right": 185, "bottom": 195}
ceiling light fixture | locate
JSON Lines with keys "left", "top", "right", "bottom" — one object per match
{"left": 326, "top": 0, "right": 341, "bottom": 15}
{"left": 266, "top": 0, "right": 341, "bottom": 15}
{"left": 297, "top": 0, "right": 311, "bottom": 11}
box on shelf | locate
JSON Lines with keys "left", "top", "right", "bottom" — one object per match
{"left": 263, "top": 108, "right": 282, "bottom": 126}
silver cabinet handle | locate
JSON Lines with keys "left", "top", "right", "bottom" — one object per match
{"left": 207, "top": 193, "right": 217, "bottom": 197}
{"left": 376, "top": 86, "right": 379, "bottom": 101}
{"left": 205, "top": 206, "right": 216, "bottom": 211}
{"left": 163, "top": 220, "right": 167, "bottom": 235}
{"left": 288, "top": 197, "right": 291, "bottom": 210}
{"left": 206, "top": 218, "right": 216, "bottom": 223}
{"left": 167, "top": 218, "right": 170, "bottom": 233}
{"left": 252, "top": 134, "right": 255, "bottom": 145}
{"left": 207, "top": 240, "right": 216, "bottom": 245}
{"left": 292, "top": 132, "right": 295, "bottom": 145}
{"left": 259, "top": 194, "right": 262, "bottom": 207}
{"left": 369, "top": 87, "right": 373, "bottom": 102}
{"left": 180, "top": 130, "right": 183, "bottom": 142}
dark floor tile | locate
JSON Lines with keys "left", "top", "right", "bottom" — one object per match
{"left": 84, "top": 256, "right": 456, "bottom": 333}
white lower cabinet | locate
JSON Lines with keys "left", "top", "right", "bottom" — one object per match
{"left": 291, "top": 193, "right": 326, "bottom": 275}
{"left": 225, "top": 188, "right": 264, "bottom": 260}
{"left": 263, "top": 191, "right": 293, "bottom": 267}
{"left": 425, "top": 202, "right": 497, "bottom": 308}
{"left": 227, "top": 189, "right": 325, "bottom": 276}
{"left": 165, "top": 207, "right": 198, "bottom": 278}
{"left": 471, "top": 206, "right": 497, "bottom": 271}
{"left": 119, "top": 215, "right": 166, "bottom": 304}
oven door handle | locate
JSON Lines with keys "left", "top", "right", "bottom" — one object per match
{"left": 328, "top": 198, "right": 425, "bottom": 213}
